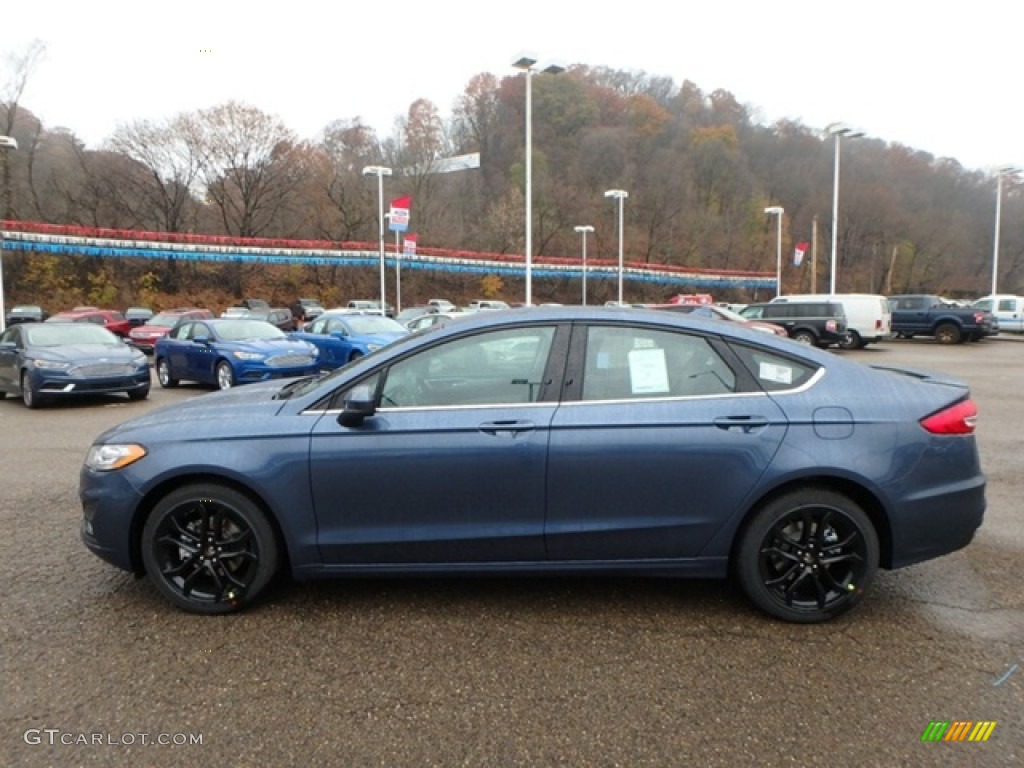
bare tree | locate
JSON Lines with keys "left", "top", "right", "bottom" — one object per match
{"left": 1, "top": 39, "right": 46, "bottom": 218}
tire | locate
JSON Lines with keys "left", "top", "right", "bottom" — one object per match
{"left": 837, "top": 331, "right": 861, "bottom": 350}
{"left": 21, "top": 371, "right": 43, "bottom": 409}
{"left": 156, "top": 358, "right": 179, "bottom": 388}
{"left": 348, "top": 350, "right": 364, "bottom": 363}
{"left": 934, "top": 323, "right": 961, "bottom": 345}
{"left": 215, "top": 360, "right": 236, "bottom": 390}
{"left": 735, "top": 488, "right": 879, "bottom": 623}
{"left": 127, "top": 386, "right": 150, "bottom": 401}
{"left": 141, "top": 483, "right": 279, "bottom": 615}
{"left": 792, "top": 330, "right": 817, "bottom": 345}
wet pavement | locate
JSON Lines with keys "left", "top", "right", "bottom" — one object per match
{"left": 1, "top": 338, "right": 1021, "bottom": 766}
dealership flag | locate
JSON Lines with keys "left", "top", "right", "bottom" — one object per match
{"left": 794, "top": 241, "right": 810, "bottom": 266}
{"left": 403, "top": 233, "right": 417, "bottom": 257}
{"left": 389, "top": 196, "right": 411, "bottom": 232}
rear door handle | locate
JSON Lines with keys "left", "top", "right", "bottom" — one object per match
{"left": 479, "top": 420, "right": 536, "bottom": 438}
{"left": 713, "top": 416, "right": 769, "bottom": 433}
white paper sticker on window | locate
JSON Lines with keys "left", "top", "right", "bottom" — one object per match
{"left": 628, "top": 348, "right": 670, "bottom": 394}
{"left": 759, "top": 361, "right": 794, "bottom": 384}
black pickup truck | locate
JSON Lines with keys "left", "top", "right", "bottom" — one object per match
{"left": 888, "top": 295, "right": 998, "bottom": 344}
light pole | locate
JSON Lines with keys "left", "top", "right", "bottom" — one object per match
{"left": 574, "top": 225, "right": 594, "bottom": 305}
{"left": 0, "top": 135, "right": 18, "bottom": 332}
{"left": 826, "top": 122, "right": 864, "bottom": 294}
{"left": 512, "top": 53, "right": 565, "bottom": 306}
{"left": 362, "top": 165, "right": 392, "bottom": 315}
{"left": 765, "top": 206, "right": 784, "bottom": 297}
{"left": 604, "top": 190, "right": 628, "bottom": 305}
{"left": 991, "top": 166, "right": 1020, "bottom": 296}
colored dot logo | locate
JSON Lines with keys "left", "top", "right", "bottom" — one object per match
{"left": 199, "top": 49, "right": 213, "bottom": 53}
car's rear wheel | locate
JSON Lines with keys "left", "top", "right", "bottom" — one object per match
{"left": 21, "top": 371, "right": 43, "bottom": 409}
{"left": 141, "top": 484, "right": 279, "bottom": 615}
{"left": 216, "top": 361, "right": 235, "bottom": 390}
{"left": 837, "top": 331, "right": 861, "bottom": 350}
{"left": 735, "top": 488, "right": 879, "bottom": 623}
{"left": 934, "top": 323, "right": 962, "bottom": 344}
{"left": 792, "top": 330, "right": 817, "bottom": 345}
{"left": 156, "top": 358, "right": 178, "bottom": 388}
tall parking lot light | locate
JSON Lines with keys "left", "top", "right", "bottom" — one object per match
{"left": 574, "top": 225, "right": 594, "bottom": 305}
{"left": 362, "top": 165, "right": 392, "bottom": 315}
{"left": 512, "top": 53, "right": 565, "bottom": 306}
{"left": 604, "top": 190, "right": 628, "bottom": 305}
{"left": 991, "top": 166, "right": 1021, "bottom": 296}
{"left": 0, "top": 135, "right": 19, "bottom": 332}
{"left": 764, "top": 206, "right": 785, "bottom": 297}
{"left": 826, "top": 123, "right": 864, "bottom": 294}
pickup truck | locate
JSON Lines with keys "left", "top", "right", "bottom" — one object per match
{"left": 887, "top": 294, "right": 998, "bottom": 344}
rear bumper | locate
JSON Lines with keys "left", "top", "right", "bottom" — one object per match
{"left": 887, "top": 474, "right": 986, "bottom": 569}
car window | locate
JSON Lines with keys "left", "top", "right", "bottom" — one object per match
{"left": 379, "top": 326, "right": 556, "bottom": 407}
{"left": 729, "top": 343, "right": 820, "bottom": 392}
{"left": 580, "top": 326, "right": 736, "bottom": 400}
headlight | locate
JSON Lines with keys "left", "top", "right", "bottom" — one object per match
{"left": 366, "top": 344, "right": 381, "bottom": 352}
{"left": 32, "top": 359, "right": 70, "bottom": 370}
{"left": 85, "top": 443, "right": 147, "bottom": 471}
{"left": 232, "top": 351, "right": 265, "bottom": 360}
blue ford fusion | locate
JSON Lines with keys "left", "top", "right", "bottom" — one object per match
{"left": 290, "top": 311, "right": 409, "bottom": 369}
{"left": 80, "top": 308, "right": 985, "bottom": 622}
{"left": 154, "top": 318, "right": 319, "bottom": 390}
{"left": 0, "top": 322, "right": 150, "bottom": 408}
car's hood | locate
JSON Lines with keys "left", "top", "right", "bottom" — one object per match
{"left": 228, "top": 338, "right": 315, "bottom": 354}
{"left": 95, "top": 381, "right": 291, "bottom": 441}
{"left": 30, "top": 343, "right": 141, "bottom": 362}
{"left": 356, "top": 332, "right": 407, "bottom": 346}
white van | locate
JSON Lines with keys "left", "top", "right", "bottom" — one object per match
{"left": 771, "top": 293, "right": 892, "bottom": 349}
{"left": 972, "top": 294, "right": 1024, "bottom": 333}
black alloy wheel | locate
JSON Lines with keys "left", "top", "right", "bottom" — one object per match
{"left": 736, "top": 489, "right": 879, "bottom": 623}
{"left": 141, "top": 484, "right": 278, "bottom": 614}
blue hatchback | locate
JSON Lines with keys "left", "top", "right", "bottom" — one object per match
{"left": 154, "top": 318, "right": 319, "bottom": 390}
{"left": 290, "top": 311, "right": 409, "bottom": 369}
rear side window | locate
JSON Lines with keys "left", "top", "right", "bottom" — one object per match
{"left": 729, "top": 343, "right": 821, "bottom": 392}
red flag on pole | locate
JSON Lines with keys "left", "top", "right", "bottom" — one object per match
{"left": 389, "top": 196, "right": 411, "bottom": 232}
{"left": 794, "top": 241, "right": 810, "bottom": 266}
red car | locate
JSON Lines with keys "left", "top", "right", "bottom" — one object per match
{"left": 128, "top": 308, "right": 214, "bottom": 353}
{"left": 651, "top": 303, "right": 790, "bottom": 337}
{"left": 46, "top": 309, "right": 133, "bottom": 338}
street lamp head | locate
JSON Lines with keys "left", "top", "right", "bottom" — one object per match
{"left": 604, "top": 189, "right": 628, "bottom": 199}
{"left": 512, "top": 52, "right": 539, "bottom": 70}
{"left": 541, "top": 61, "right": 567, "bottom": 75}
{"left": 574, "top": 225, "right": 594, "bottom": 234}
{"left": 0, "top": 136, "right": 18, "bottom": 150}
{"left": 361, "top": 165, "right": 392, "bottom": 177}
{"left": 998, "top": 165, "right": 1022, "bottom": 176}
{"left": 764, "top": 206, "right": 784, "bottom": 215}
{"left": 826, "top": 122, "right": 865, "bottom": 139}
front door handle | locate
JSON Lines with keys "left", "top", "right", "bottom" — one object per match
{"left": 479, "top": 420, "right": 536, "bottom": 438}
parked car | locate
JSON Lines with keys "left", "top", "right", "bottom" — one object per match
{"left": 242, "top": 307, "right": 297, "bottom": 332}
{"left": 154, "top": 318, "right": 319, "bottom": 390}
{"left": 405, "top": 311, "right": 464, "bottom": 333}
{"left": 297, "top": 298, "right": 325, "bottom": 321}
{"left": 128, "top": 308, "right": 214, "bottom": 353}
{"left": 239, "top": 298, "right": 270, "bottom": 310}
{"left": 124, "top": 307, "right": 155, "bottom": 327}
{"left": 467, "top": 299, "right": 510, "bottom": 311}
{"left": 346, "top": 299, "right": 395, "bottom": 317}
{"left": 0, "top": 322, "right": 150, "bottom": 408}
{"left": 427, "top": 299, "right": 457, "bottom": 312}
{"left": 5, "top": 305, "right": 47, "bottom": 325}
{"left": 651, "top": 303, "right": 789, "bottom": 337}
{"left": 739, "top": 301, "right": 847, "bottom": 347}
{"left": 81, "top": 307, "right": 985, "bottom": 622}
{"left": 291, "top": 311, "right": 409, "bottom": 369}
{"left": 888, "top": 294, "right": 997, "bottom": 343}
{"left": 46, "top": 308, "right": 133, "bottom": 338}
{"left": 971, "top": 294, "right": 1024, "bottom": 334}
{"left": 395, "top": 306, "right": 438, "bottom": 326}
{"left": 220, "top": 307, "right": 251, "bottom": 319}
{"left": 771, "top": 293, "right": 891, "bottom": 349}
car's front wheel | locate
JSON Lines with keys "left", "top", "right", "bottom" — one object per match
{"left": 127, "top": 386, "right": 150, "bottom": 401}
{"left": 215, "top": 361, "right": 236, "bottom": 390}
{"left": 141, "top": 484, "right": 279, "bottom": 615}
{"left": 735, "top": 488, "right": 879, "bottom": 623}
{"left": 156, "top": 358, "right": 178, "bottom": 388}
{"left": 21, "top": 371, "right": 43, "bottom": 409}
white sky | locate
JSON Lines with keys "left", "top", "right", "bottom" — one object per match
{"left": 3, "top": 0, "right": 1020, "bottom": 173}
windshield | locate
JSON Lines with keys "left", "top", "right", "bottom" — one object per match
{"left": 25, "top": 324, "right": 119, "bottom": 346}
{"left": 148, "top": 313, "right": 189, "bottom": 326}
{"left": 342, "top": 315, "right": 406, "bottom": 334}
{"left": 215, "top": 320, "right": 287, "bottom": 341}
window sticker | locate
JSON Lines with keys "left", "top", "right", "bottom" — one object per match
{"left": 628, "top": 348, "right": 670, "bottom": 394}
{"left": 759, "top": 361, "right": 794, "bottom": 384}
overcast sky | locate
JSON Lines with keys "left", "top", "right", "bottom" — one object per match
{"left": 3, "top": 1, "right": 1019, "bottom": 173}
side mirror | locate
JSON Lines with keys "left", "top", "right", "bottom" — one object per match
{"left": 338, "top": 384, "right": 377, "bottom": 427}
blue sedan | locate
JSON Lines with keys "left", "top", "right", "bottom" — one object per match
{"left": 0, "top": 322, "right": 150, "bottom": 408}
{"left": 290, "top": 311, "right": 409, "bottom": 369}
{"left": 80, "top": 307, "right": 985, "bottom": 622}
{"left": 154, "top": 318, "right": 319, "bottom": 390}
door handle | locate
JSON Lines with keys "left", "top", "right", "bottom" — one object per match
{"left": 713, "top": 416, "right": 769, "bottom": 433}
{"left": 479, "top": 420, "right": 536, "bottom": 438}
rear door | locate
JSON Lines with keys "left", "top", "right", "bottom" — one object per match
{"left": 545, "top": 323, "right": 789, "bottom": 561}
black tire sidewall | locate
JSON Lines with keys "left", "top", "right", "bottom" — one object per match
{"left": 141, "top": 483, "right": 279, "bottom": 615}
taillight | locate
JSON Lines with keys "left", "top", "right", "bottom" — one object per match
{"left": 920, "top": 399, "right": 977, "bottom": 435}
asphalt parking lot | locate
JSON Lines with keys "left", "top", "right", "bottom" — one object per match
{"left": 2, "top": 337, "right": 1022, "bottom": 767}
